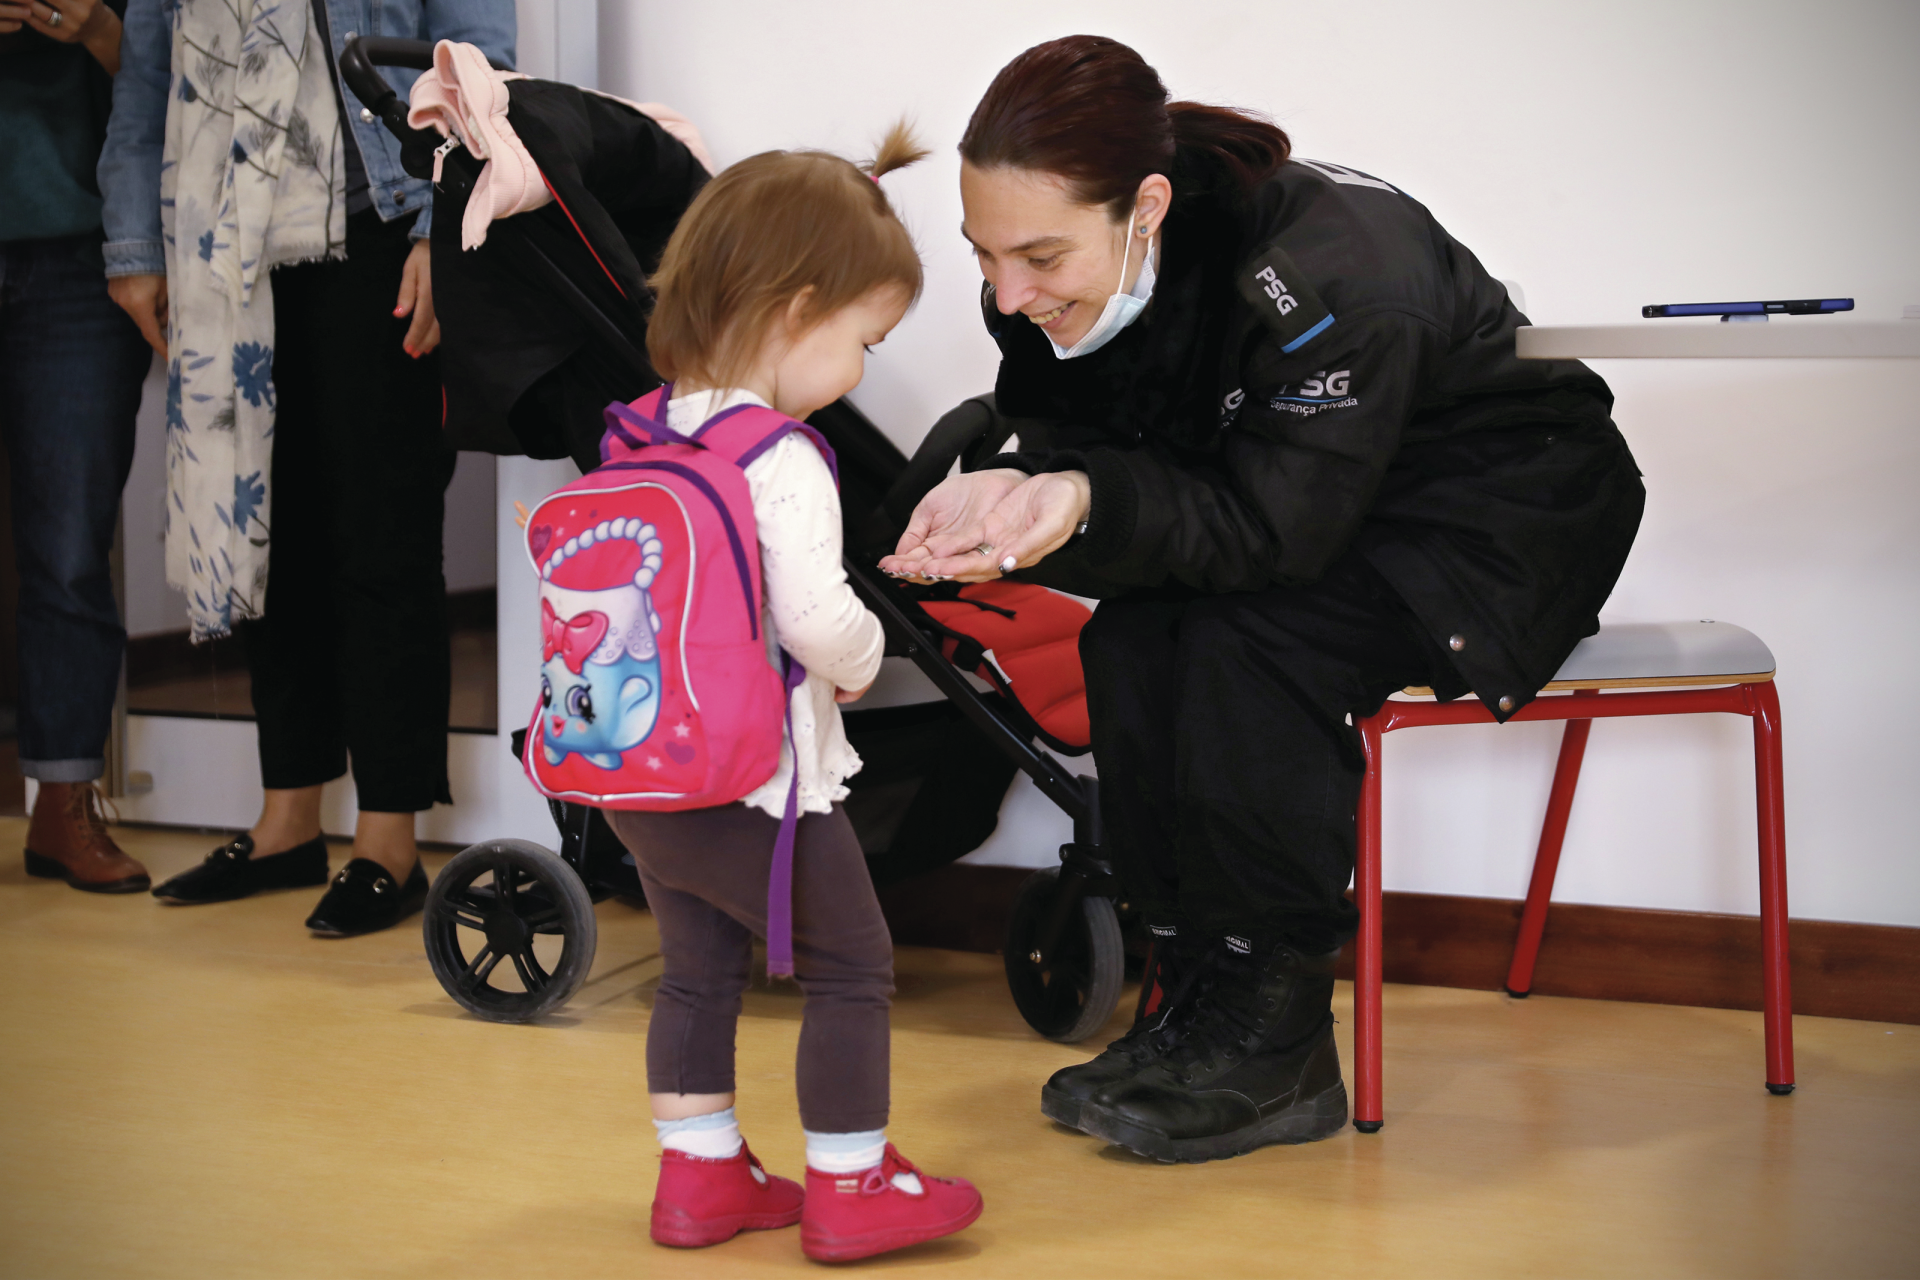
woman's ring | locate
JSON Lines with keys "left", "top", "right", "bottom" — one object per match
{"left": 47, "top": 5, "right": 65, "bottom": 26}
{"left": 974, "top": 543, "right": 994, "bottom": 556}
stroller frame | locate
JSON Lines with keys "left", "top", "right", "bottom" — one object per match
{"left": 344, "top": 39, "right": 1129, "bottom": 1042}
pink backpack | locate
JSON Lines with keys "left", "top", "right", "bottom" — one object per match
{"left": 522, "top": 386, "right": 835, "bottom": 973}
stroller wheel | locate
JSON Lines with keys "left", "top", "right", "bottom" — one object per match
{"left": 1003, "top": 865, "right": 1125, "bottom": 1044}
{"left": 423, "top": 839, "right": 598, "bottom": 1023}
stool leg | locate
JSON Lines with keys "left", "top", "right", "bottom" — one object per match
{"left": 1354, "top": 714, "right": 1386, "bottom": 1133}
{"left": 1748, "top": 681, "right": 1795, "bottom": 1094}
{"left": 1505, "top": 695, "right": 1597, "bottom": 996}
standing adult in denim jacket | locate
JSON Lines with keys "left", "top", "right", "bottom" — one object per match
{"left": 2, "top": 0, "right": 155, "bottom": 894}
{"left": 98, "top": 0, "right": 515, "bottom": 935}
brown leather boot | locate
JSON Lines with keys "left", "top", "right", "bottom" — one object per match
{"left": 24, "top": 782, "right": 150, "bottom": 894}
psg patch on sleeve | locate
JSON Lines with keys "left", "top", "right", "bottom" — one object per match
{"left": 1237, "top": 246, "right": 1335, "bottom": 355}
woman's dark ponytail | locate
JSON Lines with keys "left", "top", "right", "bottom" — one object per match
{"left": 960, "top": 35, "right": 1290, "bottom": 216}
{"left": 1167, "top": 101, "right": 1291, "bottom": 194}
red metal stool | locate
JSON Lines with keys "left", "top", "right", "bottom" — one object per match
{"left": 1350, "top": 621, "right": 1791, "bottom": 1133}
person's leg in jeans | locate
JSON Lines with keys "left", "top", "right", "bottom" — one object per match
{"left": 0, "top": 235, "right": 150, "bottom": 891}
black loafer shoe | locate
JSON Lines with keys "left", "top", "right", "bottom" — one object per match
{"left": 152, "top": 833, "right": 331, "bottom": 904}
{"left": 305, "top": 858, "right": 429, "bottom": 937}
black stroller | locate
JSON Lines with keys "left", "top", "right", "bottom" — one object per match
{"left": 341, "top": 40, "right": 1130, "bottom": 1043}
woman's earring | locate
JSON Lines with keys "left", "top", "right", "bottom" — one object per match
{"left": 1138, "top": 225, "right": 1151, "bottom": 235}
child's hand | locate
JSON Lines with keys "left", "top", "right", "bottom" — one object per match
{"left": 835, "top": 679, "right": 875, "bottom": 705}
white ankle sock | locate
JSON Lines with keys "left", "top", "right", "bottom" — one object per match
{"left": 655, "top": 1107, "right": 743, "bottom": 1160}
{"left": 804, "top": 1128, "right": 886, "bottom": 1173}
{"left": 805, "top": 1129, "right": 920, "bottom": 1193}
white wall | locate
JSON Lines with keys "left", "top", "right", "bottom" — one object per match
{"left": 597, "top": 0, "right": 1920, "bottom": 926}
{"left": 121, "top": 356, "right": 171, "bottom": 636}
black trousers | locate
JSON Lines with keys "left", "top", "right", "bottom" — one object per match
{"left": 238, "top": 210, "right": 456, "bottom": 812}
{"left": 1080, "top": 554, "right": 1463, "bottom": 953}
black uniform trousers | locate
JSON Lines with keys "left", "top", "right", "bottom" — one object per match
{"left": 1080, "top": 552, "right": 1464, "bottom": 954}
{"left": 237, "top": 209, "right": 456, "bottom": 812}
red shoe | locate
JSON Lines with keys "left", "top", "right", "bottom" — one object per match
{"left": 650, "top": 1144, "right": 804, "bottom": 1248}
{"left": 801, "top": 1143, "right": 983, "bottom": 1262}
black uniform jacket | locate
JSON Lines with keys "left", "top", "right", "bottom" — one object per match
{"left": 989, "top": 151, "right": 1645, "bottom": 719}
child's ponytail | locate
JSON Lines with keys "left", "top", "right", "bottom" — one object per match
{"left": 865, "top": 119, "right": 930, "bottom": 180}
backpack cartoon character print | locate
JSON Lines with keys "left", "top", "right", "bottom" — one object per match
{"left": 524, "top": 387, "right": 820, "bottom": 815}
{"left": 536, "top": 519, "right": 667, "bottom": 769}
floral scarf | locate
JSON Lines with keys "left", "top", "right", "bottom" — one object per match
{"left": 161, "top": 0, "right": 345, "bottom": 639}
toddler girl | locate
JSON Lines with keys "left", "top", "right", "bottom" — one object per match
{"left": 610, "top": 125, "right": 984, "bottom": 1263}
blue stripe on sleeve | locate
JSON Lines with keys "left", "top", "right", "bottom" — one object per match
{"left": 1280, "top": 313, "right": 1335, "bottom": 353}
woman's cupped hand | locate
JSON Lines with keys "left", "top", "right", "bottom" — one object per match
{"left": 879, "top": 468, "right": 1091, "bottom": 582}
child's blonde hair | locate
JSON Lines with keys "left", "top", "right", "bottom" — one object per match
{"left": 647, "top": 122, "right": 929, "bottom": 390}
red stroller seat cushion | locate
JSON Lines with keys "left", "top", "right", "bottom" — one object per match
{"left": 920, "top": 582, "right": 1091, "bottom": 752}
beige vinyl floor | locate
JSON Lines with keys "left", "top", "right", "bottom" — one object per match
{"left": 1, "top": 820, "right": 1915, "bottom": 1280}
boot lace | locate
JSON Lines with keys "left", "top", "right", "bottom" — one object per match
{"left": 67, "top": 782, "right": 120, "bottom": 837}
{"left": 1156, "top": 948, "right": 1289, "bottom": 1083}
{"left": 1116, "top": 941, "right": 1215, "bottom": 1060}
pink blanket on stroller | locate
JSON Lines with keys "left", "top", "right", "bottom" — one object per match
{"left": 407, "top": 40, "right": 548, "bottom": 249}
{"left": 407, "top": 41, "right": 715, "bottom": 251}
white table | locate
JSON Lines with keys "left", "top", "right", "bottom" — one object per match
{"left": 1516, "top": 321, "right": 1920, "bottom": 359}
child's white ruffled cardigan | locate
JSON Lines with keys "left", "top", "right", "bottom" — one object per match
{"left": 667, "top": 389, "right": 886, "bottom": 818}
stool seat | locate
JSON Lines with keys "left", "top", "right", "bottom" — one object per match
{"left": 1406, "top": 621, "right": 1777, "bottom": 696}
{"left": 1546, "top": 620, "right": 1775, "bottom": 688}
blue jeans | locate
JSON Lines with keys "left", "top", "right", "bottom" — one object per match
{"left": 0, "top": 234, "right": 149, "bottom": 782}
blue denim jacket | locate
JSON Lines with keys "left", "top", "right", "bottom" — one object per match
{"left": 98, "top": 0, "right": 516, "bottom": 277}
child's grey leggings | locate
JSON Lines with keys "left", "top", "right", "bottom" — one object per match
{"left": 607, "top": 803, "right": 893, "bottom": 1133}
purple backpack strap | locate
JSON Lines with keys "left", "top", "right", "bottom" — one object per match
{"left": 678, "top": 403, "right": 835, "bottom": 976}
{"left": 599, "top": 385, "right": 685, "bottom": 463}
{"left": 763, "top": 651, "right": 810, "bottom": 978}
{"left": 694, "top": 405, "right": 840, "bottom": 487}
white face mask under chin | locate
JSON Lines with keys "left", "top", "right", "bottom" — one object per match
{"left": 1048, "top": 219, "right": 1156, "bottom": 360}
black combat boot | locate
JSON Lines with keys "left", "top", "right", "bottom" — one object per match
{"left": 1040, "top": 923, "right": 1210, "bottom": 1133}
{"left": 1077, "top": 934, "right": 1347, "bottom": 1162}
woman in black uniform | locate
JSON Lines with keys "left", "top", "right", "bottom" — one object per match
{"left": 882, "top": 35, "right": 1645, "bottom": 1163}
